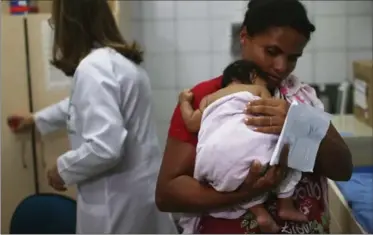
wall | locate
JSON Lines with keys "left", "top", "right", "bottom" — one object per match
{"left": 121, "top": 1, "right": 373, "bottom": 150}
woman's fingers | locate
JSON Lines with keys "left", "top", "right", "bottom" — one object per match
{"left": 7, "top": 116, "right": 23, "bottom": 130}
{"left": 253, "top": 167, "right": 278, "bottom": 190}
{"left": 255, "top": 167, "right": 282, "bottom": 190}
{"left": 278, "top": 144, "right": 290, "bottom": 168}
{"left": 244, "top": 116, "right": 284, "bottom": 126}
{"left": 248, "top": 98, "right": 280, "bottom": 107}
{"left": 239, "top": 160, "right": 264, "bottom": 192}
{"left": 246, "top": 105, "right": 278, "bottom": 116}
{"left": 252, "top": 126, "right": 282, "bottom": 135}
{"left": 263, "top": 167, "right": 277, "bottom": 185}
{"left": 7, "top": 114, "right": 34, "bottom": 132}
{"left": 249, "top": 144, "right": 291, "bottom": 192}
{"left": 271, "top": 144, "right": 290, "bottom": 182}
{"left": 244, "top": 116, "right": 284, "bottom": 135}
{"left": 244, "top": 112, "right": 285, "bottom": 134}
{"left": 245, "top": 98, "right": 289, "bottom": 135}
{"left": 246, "top": 98, "right": 289, "bottom": 116}
{"left": 255, "top": 157, "right": 289, "bottom": 190}
{"left": 246, "top": 160, "right": 264, "bottom": 183}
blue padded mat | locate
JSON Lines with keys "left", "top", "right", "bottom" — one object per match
{"left": 336, "top": 166, "right": 373, "bottom": 233}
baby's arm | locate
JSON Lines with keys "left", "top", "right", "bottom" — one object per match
{"left": 179, "top": 89, "right": 203, "bottom": 133}
{"left": 180, "top": 102, "right": 202, "bottom": 133}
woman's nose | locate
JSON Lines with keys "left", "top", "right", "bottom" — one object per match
{"left": 273, "top": 58, "right": 288, "bottom": 76}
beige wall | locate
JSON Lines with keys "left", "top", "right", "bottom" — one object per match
{"left": 118, "top": 1, "right": 131, "bottom": 40}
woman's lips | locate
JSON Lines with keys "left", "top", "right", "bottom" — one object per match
{"left": 251, "top": 63, "right": 283, "bottom": 86}
{"left": 267, "top": 74, "right": 282, "bottom": 85}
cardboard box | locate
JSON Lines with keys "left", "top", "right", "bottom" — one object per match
{"left": 353, "top": 60, "right": 373, "bottom": 127}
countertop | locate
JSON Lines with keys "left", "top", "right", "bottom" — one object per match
{"left": 332, "top": 115, "right": 372, "bottom": 137}
{"left": 332, "top": 115, "right": 372, "bottom": 166}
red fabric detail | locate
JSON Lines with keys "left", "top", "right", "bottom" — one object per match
{"left": 10, "top": 5, "right": 31, "bottom": 13}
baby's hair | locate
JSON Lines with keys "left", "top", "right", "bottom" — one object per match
{"left": 221, "top": 60, "right": 260, "bottom": 88}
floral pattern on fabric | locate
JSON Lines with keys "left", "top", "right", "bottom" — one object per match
{"left": 238, "top": 174, "right": 330, "bottom": 234}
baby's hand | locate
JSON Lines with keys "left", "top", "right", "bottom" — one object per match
{"left": 179, "top": 89, "right": 194, "bottom": 103}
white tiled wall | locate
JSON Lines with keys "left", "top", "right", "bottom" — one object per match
{"left": 121, "top": 1, "right": 373, "bottom": 150}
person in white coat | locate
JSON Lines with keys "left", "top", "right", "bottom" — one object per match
{"left": 7, "top": 0, "right": 177, "bottom": 233}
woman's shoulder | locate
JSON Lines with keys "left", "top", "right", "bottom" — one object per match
{"left": 281, "top": 74, "right": 324, "bottom": 109}
{"left": 78, "top": 47, "right": 136, "bottom": 71}
{"left": 281, "top": 74, "right": 315, "bottom": 95}
{"left": 76, "top": 47, "right": 143, "bottom": 84}
{"left": 76, "top": 48, "right": 115, "bottom": 75}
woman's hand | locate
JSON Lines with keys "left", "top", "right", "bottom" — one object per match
{"left": 47, "top": 164, "right": 67, "bottom": 192}
{"left": 238, "top": 144, "right": 289, "bottom": 194}
{"left": 245, "top": 98, "right": 290, "bottom": 134}
{"left": 7, "top": 114, "right": 35, "bottom": 133}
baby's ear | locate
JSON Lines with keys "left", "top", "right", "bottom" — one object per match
{"left": 231, "top": 78, "right": 240, "bottom": 84}
{"left": 250, "top": 71, "right": 257, "bottom": 83}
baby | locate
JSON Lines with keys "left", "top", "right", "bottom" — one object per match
{"left": 178, "top": 60, "right": 307, "bottom": 233}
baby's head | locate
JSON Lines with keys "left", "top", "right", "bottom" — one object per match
{"left": 221, "top": 60, "right": 267, "bottom": 88}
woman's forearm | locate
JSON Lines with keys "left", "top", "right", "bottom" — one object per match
{"left": 34, "top": 97, "right": 70, "bottom": 135}
{"left": 156, "top": 175, "right": 254, "bottom": 213}
{"left": 314, "top": 124, "right": 353, "bottom": 181}
{"left": 156, "top": 137, "right": 260, "bottom": 213}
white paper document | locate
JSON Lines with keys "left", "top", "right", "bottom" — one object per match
{"left": 41, "top": 20, "right": 71, "bottom": 90}
{"left": 353, "top": 79, "right": 368, "bottom": 110}
{"left": 270, "top": 101, "right": 332, "bottom": 172}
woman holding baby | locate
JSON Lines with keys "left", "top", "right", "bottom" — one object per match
{"left": 155, "top": 0, "right": 352, "bottom": 234}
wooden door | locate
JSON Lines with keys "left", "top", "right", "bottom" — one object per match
{"left": 26, "top": 14, "right": 77, "bottom": 199}
{"left": 1, "top": 15, "right": 36, "bottom": 233}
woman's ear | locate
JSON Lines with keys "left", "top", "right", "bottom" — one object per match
{"left": 239, "top": 28, "right": 248, "bottom": 45}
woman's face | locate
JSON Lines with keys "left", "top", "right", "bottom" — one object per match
{"left": 240, "top": 26, "right": 308, "bottom": 89}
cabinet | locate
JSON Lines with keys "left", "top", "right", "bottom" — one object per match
{"left": 1, "top": 15, "right": 36, "bottom": 234}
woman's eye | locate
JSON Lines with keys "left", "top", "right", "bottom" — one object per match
{"left": 288, "top": 55, "right": 299, "bottom": 62}
{"left": 266, "top": 48, "right": 279, "bottom": 57}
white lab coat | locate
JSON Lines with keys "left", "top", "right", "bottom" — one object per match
{"left": 34, "top": 47, "right": 177, "bottom": 234}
